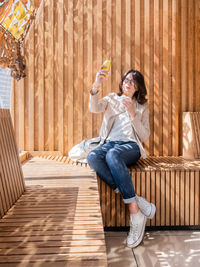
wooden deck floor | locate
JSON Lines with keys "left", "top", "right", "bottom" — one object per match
{"left": 0, "top": 156, "right": 107, "bottom": 267}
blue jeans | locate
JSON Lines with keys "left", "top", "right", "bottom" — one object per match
{"left": 87, "top": 141, "right": 141, "bottom": 204}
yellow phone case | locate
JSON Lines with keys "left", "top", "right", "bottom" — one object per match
{"left": 102, "top": 60, "right": 111, "bottom": 74}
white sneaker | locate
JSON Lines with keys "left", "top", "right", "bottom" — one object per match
{"left": 126, "top": 210, "right": 147, "bottom": 248}
{"left": 136, "top": 196, "right": 156, "bottom": 219}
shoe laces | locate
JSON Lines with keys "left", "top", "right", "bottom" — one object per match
{"left": 129, "top": 220, "right": 139, "bottom": 239}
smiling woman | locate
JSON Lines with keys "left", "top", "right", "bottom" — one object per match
{"left": 84, "top": 65, "right": 155, "bottom": 249}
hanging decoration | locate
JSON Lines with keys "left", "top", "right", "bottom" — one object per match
{"left": 0, "top": 0, "right": 41, "bottom": 80}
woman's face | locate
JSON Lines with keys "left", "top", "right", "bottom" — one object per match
{"left": 122, "top": 73, "right": 137, "bottom": 98}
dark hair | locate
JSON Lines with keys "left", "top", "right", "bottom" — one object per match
{"left": 118, "top": 69, "right": 147, "bottom": 105}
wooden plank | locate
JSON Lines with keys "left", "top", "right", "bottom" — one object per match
{"left": 146, "top": 170, "right": 151, "bottom": 227}
{"left": 170, "top": 170, "right": 175, "bottom": 226}
{"left": 57, "top": 0, "right": 64, "bottom": 154}
{"left": 66, "top": 0, "right": 74, "bottom": 152}
{"left": 125, "top": 0, "right": 131, "bottom": 70}
{"left": 190, "top": 170, "right": 195, "bottom": 225}
{"left": 135, "top": 0, "right": 140, "bottom": 70}
{"left": 153, "top": 0, "right": 160, "bottom": 156}
{"left": 161, "top": 171, "right": 165, "bottom": 226}
{"left": 194, "top": 170, "right": 200, "bottom": 225}
{"left": 111, "top": 189, "right": 116, "bottom": 227}
{"left": 155, "top": 170, "right": 160, "bottom": 226}
{"left": 150, "top": 171, "right": 156, "bottom": 227}
{"left": 185, "top": 170, "right": 190, "bottom": 225}
{"left": 172, "top": 0, "right": 179, "bottom": 156}
{"left": 163, "top": 0, "right": 169, "bottom": 155}
{"left": 188, "top": 0, "right": 195, "bottom": 112}
{"left": 27, "top": 23, "right": 35, "bottom": 151}
{"left": 106, "top": 184, "right": 111, "bottom": 227}
{"left": 175, "top": 170, "right": 180, "bottom": 226}
{"left": 37, "top": 0, "right": 45, "bottom": 151}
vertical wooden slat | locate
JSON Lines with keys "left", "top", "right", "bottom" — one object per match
{"left": 168, "top": 0, "right": 173, "bottom": 155}
{"left": 175, "top": 170, "right": 180, "bottom": 226}
{"left": 172, "top": 0, "right": 179, "bottom": 156}
{"left": 150, "top": 171, "right": 156, "bottom": 226}
{"left": 38, "top": 0, "right": 44, "bottom": 151}
{"left": 44, "top": 0, "right": 54, "bottom": 151}
{"left": 73, "top": 0, "right": 83, "bottom": 145}
{"left": 111, "top": 189, "right": 116, "bottom": 227}
{"left": 146, "top": 170, "right": 151, "bottom": 227}
{"left": 144, "top": 0, "right": 150, "bottom": 155}
{"left": 57, "top": 0, "right": 64, "bottom": 153}
{"left": 153, "top": 0, "right": 159, "bottom": 156}
{"left": 188, "top": 0, "right": 195, "bottom": 111}
{"left": 163, "top": 0, "right": 168, "bottom": 156}
{"left": 195, "top": 0, "right": 200, "bottom": 111}
{"left": 180, "top": 171, "right": 185, "bottom": 225}
{"left": 106, "top": 186, "right": 111, "bottom": 227}
{"left": 161, "top": 171, "right": 165, "bottom": 225}
{"left": 125, "top": 0, "right": 131, "bottom": 71}
{"left": 165, "top": 170, "right": 170, "bottom": 225}
{"left": 105, "top": 0, "right": 112, "bottom": 97}
{"left": 116, "top": 0, "right": 121, "bottom": 85}
{"left": 135, "top": 0, "right": 140, "bottom": 70}
{"left": 101, "top": 180, "right": 106, "bottom": 226}
{"left": 159, "top": 0, "right": 163, "bottom": 155}
{"left": 189, "top": 171, "right": 195, "bottom": 225}
{"left": 155, "top": 170, "right": 161, "bottom": 226}
{"left": 170, "top": 170, "right": 175, "bottom": 225}
{"left": 194, "top": 170, "right": 200, "bottom": 225}
{"left": 185, "top": 170, "right": 190, "bottom": 225}
{"left": 27, "top": 24, "right": 35, "bottom": 151}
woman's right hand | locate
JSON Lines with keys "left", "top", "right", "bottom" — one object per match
{"left": 92, "top": 65, "right": 109, "bottom": 93}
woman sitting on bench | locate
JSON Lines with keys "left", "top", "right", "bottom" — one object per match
{"left": 87, "top": 66, "right": 156, "bottom": 248}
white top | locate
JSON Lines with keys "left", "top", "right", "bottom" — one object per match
{"left": 106, "top": 95, "right": 137, "bottom": 142}
{"left": 107, "top": 110, "right": 137, "bottom": 142}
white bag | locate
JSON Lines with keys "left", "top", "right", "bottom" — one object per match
{"left": 68, "top": 137, "right": 101, "bottom": 163}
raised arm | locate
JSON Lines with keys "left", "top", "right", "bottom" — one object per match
{"left": 89, "top": 63, "right": 110, "bottom": 113}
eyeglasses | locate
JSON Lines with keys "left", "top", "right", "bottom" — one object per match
{"left": 124, "top": 77, "right": 135, "bottom": 86}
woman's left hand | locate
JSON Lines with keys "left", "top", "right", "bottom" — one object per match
{"left": 121, "top": 98, "right": 135, "bottom": 120}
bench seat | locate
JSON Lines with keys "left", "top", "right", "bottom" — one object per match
{"left": 0, "top": 153, "right": 107, "bottom": 266}
{"left": 98, "top": 156, "right": 200, "bottom": 228}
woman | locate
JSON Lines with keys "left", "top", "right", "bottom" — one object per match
{"left": 87, "top": 65, "right": 156, "bottom": 248}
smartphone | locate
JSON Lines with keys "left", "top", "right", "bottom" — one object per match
{"left": 102, "top": 60, "right": 111, "bottom": 76}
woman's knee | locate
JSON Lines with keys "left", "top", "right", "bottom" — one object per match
{"left": 87, "top": 151, "right": 97, "bottom": 166}
{"left": 106, "top": 149, "right": 120, "bottom": 164}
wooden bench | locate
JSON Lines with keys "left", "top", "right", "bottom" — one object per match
{"left": 0, "top": 110, "right": 107, "bottom": 266}
{"left": 97, "top": 112, "right": 200, "bottom": 229}
{"left": 98, "top": 156, "right": 200, "bottom": 228}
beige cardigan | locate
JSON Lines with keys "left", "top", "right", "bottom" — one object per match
{"left": 68, "top": 92, "right": 150, "bottom": 162}
{"left": 89, "top": 92, "right": 150, "bottom": 158}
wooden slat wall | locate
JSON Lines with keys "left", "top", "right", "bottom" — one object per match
{"left": 11, "top": 0, "right": 200, "bottom": 156}
{"left": 0, "top": 109, "right": 25, "bottom": 219}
